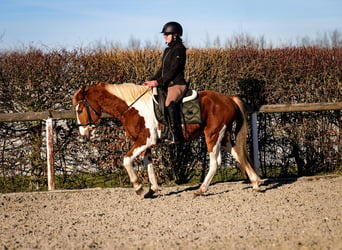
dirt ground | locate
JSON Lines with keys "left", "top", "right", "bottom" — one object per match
{"left": 1, "top": 175, "right": 342, "bottom": 250}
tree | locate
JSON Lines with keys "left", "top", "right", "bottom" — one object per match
{"left": 330, "top": 29, "right": 342, "bottom": 47}
{"left": 128, "top": 36, "right": 141, "bottom": 49}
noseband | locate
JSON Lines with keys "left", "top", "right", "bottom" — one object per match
{"left": 76, "top": 98, "right": 101, "bottom": 127}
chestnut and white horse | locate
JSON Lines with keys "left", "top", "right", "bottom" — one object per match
{"left": 73, "top": 82, "right": 262, "bottom": 197}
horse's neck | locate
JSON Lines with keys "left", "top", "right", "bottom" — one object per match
{"left": 97, "top": 90, "right": 129, "bottom": 119}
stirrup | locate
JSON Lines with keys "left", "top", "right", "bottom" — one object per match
{"left": 164, "top": 133, "right": 184, "bottom": 144}
{"left": 164, "top": 138, "right": 183, "bottom": 145}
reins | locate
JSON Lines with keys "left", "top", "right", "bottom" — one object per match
{"left": 116, "top": 87, "right": 151, "bottom": 118}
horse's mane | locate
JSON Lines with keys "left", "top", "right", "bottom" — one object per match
{"left": 103, "top": 82, "right": 152, "bottom": 103}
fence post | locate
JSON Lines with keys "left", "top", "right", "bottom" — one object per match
{"left": 251, "top": 112, "right": 259, "bottom": 175}
{"left": 46, "top": 118, "right": 54, "bottom": 191}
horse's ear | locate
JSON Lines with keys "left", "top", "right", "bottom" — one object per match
{"left": 79, "top": 86, "right": 89, "bottom": 98}
{"left": 73, "top": 86, "right": 88, "bottom": 106}
{"left": 80, "top": 86, "right": 88, "bottom": 95}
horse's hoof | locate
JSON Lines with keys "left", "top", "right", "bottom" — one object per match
{"left": 135, "top": 184, "right": 144, "bottom": 196}
{"left": 252, "top": 179, "right": 263, "bottom": 192}
{"left": 144, "top": 188, "right": 158, "bottom": 199}
{"left": 256, "top": 178, "right": 264, "bottom": 185}
{"left": 193, "top": 189, "right": 203, "bottom": 198}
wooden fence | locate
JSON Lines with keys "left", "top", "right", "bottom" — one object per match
{"left": 1, "top": 102, "right": 342, "bottom": 122}
{"left": 0, "top": 102, "right": 341, "bottom": 190}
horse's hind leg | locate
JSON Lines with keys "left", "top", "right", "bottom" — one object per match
{"left": 224, "top": 141, "right": 262, "bottom": 191}
{"left": 143, "top": 149, "right": 159, "bottom": 198}
{"left": 194, "top": 125, "right": 226, "bottom": 196}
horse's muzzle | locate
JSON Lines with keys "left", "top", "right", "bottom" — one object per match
{"left": 78, "top": 125, "right": 96, "bottom": 141}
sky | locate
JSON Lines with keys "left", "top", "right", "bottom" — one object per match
{"left": 0, "top": 0, "right": 341, "bottom": 50}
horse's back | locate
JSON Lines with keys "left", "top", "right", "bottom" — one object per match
{"left": 199, "top": 90, "right": 238, "bottom": 109}
{"left": 198, "top": 90, "right": 240, "bottom": 122}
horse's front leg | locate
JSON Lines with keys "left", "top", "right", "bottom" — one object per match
{"left": 123, "top": 155, "right": 144, "bottom": 195}
{"left": 143, "top": 148, "right": 159, "bottom": 198}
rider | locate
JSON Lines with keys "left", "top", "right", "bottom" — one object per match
{"left": 143, "top": 21, "right": 188, "bottom": 144}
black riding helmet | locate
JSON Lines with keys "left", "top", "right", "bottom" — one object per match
{"left": 161, "top": 21, "right": 183, "bottom": 36}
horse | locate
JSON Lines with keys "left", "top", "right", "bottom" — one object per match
{"left": 73, "top": 82, "right": 262, "bottom": 197}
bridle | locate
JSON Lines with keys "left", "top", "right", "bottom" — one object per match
{"left": 75, "top": 98, "right": 101, "bottom": 127}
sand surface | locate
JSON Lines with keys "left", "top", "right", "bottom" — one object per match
{"left": 1, "top": 175, "right": 342, "bottom": 249}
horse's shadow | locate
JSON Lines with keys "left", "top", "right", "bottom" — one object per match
{"left": 161, "top": 178, "right": 298, "bottom": 197}
{"left": 161, "top": 184, "right": 231, "bottom": 197}
{"left": 242, "top": 177, "right": 298, "bottom": 193}
{"left": 239, "top": 178, "right": 298, "bottom": 193}
{"left": 163, "top": 184, "right": 201, "bottom": 197}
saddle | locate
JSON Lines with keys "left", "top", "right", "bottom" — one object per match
{"left": 152, "top": 87, "right": 202, "bottom": 126}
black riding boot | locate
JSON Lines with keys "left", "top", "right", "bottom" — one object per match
{"left": 165, "top": 101, "right": 184, "bottom": 144}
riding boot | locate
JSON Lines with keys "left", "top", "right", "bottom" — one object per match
{"left": 165, "top": 101, "right": 184, "bottom": 144}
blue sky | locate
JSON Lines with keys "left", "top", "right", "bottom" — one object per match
{"left": 0, "top": 0, "right": 341, "bottom": 50}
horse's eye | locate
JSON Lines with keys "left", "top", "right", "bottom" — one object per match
{"left": 77, "top": 109, "right": 83, "bottom": 115}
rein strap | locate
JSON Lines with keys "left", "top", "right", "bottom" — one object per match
{"left": 117, "top": 87, "right": 151, "bottom": 118}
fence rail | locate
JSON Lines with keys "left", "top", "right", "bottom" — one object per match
{"left": 1, "top": 102, "right": 341, "bottom": 122}
{"left": 258, "top": 102, "right": 342, "bottom": 113}
{"left": 0, "top": 110, "right": 111, "bottom": 122}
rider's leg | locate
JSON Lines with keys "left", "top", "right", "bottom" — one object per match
{"left": 165, "top": 85, "right": 187, "bottom": 144}
{"left": 166, "top": 101, "right": 184, "bottom": 144}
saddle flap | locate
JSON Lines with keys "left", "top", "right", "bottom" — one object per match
{"left": 153, "top": 88, "right": 202, "bottom": 125}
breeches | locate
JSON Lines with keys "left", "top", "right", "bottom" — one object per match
{"left": 166, "top": 85, "right": 187, "bottom": 106}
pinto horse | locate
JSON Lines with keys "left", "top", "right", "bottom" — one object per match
{"left": 73, "top": 82, "right": 262, "bottom": 197}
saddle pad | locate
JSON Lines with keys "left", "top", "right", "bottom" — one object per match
{"left": 181, "top": 91, "right": 202, "bottom": 124}
{"left": 153, "top": 90, "right": 202, "bottom": 125}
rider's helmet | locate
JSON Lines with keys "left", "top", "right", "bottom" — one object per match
{"left": 161, "top": 22, "right": 183, "bottom": 36}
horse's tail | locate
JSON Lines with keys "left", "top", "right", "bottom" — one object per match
{"left": 232, "top": 97, "right": 254, "bottom": 177}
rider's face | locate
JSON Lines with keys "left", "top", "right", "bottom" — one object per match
{"left": 164, "top": 33, "right": 173, "bottom": 44}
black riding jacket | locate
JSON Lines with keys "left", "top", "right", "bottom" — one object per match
{"left": 152, "top": 39, "right": 187, "bottom": 89}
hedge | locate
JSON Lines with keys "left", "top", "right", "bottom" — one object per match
{"left": 0, "top": 47, "right": 341, "bottom": 192}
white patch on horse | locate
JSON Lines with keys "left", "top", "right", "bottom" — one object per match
{"left": 76, "top": 104, "right": 88, "bottom": 136}
{"left": 231, "top": 146, "right": 240, "bottom": 163}
{"left": 216, "top": 125, "right": 226, "bottom": 157}
{"left": 131, "top": 92, "right": 159, "bottom": 143}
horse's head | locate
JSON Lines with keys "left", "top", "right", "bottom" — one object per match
{"left": 73, "top": 86, "right": 101, "bottom": 139}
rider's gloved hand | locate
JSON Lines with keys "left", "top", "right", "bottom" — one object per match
{"left": 142, "top": 80, "right": 158, "bottom": 87}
